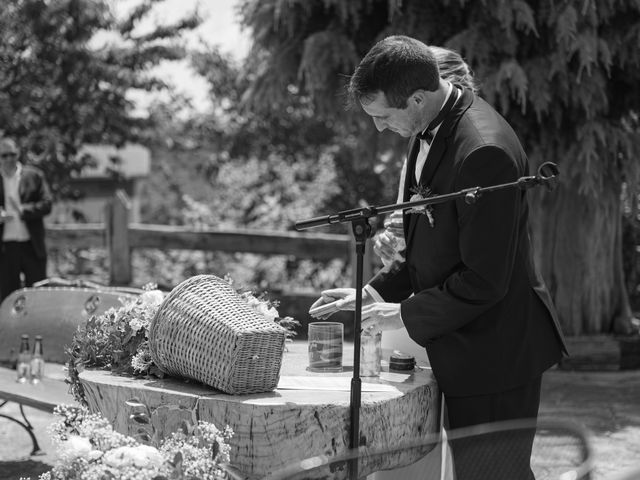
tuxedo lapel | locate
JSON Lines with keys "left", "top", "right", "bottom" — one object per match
{"left": 406, "top": 88, "right": 475, "bottom": 244}
{"left": 403, "top": 137, "right": 420, "bottom": 200}
{"left": 418, "top": 88, "right": 473, "bottom": 189}
{"left": 402, "top": 136, "right": 421, "bottom": 240}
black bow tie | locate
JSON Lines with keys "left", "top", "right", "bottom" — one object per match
{"left": 418, "top": 87, "right": 459, "bottom": 144}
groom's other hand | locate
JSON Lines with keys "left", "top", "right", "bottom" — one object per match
{"left": 373, "top": 230, "right": 403, "bottom": 266}
{"left": 374, "top": 211, "right": 406, "bottom": 267}
{"left": 309, "top": 288, "right": 371, "bottom": 319}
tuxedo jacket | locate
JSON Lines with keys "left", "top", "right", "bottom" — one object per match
{"left": 0, "top": 165, "right": 53, "bottom": 259}
{"left": 369, "top": 88, "right": 567, "bottom": 397}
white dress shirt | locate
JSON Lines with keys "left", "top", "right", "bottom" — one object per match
{"left": 397, "top": 82, "right": 459, "bottom": 200}
{"left": 2, "top": 163, "right": 30, "bottom": 242}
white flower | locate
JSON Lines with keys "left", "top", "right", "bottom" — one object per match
{"left": 58, "top": 435, "right": 92, "bottom": 460}
{"left": 87, "top": 449, "right": 104, "bottom": 461}
{"left": 140, "top": 289, "right": 164, "bottom": 307}
{"left": 131, "top": 350, "right": 152, "bottom": 373}
{"left": 255, "top": 302, "right": 279, "bottom": 321}
{"left": 103, "top": 444, "right": 164, "bottom": 469}
{"left": 129, "top": 317, "right": 145, "bottom": 333}
{"left": 44, "top": 406, "right": 234, "bottom": 480}
{"left": 244, "top": 295, "right": 261, "bottom": 308}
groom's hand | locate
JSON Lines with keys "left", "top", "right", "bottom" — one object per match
{"left": 373, "top": 230, "right": 403, "bottom": 267}
{"left": 309, "top": 288, "right": 371, "bottom": 319}
{"left": 361, "top": 302, "right": 404, "bottom": 332}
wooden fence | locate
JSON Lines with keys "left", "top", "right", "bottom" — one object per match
{"left": 46, "top": 190, "right": 375, "bottom": 290}
{"left": 47, "top": 192, "right": 640, "bottom": 356}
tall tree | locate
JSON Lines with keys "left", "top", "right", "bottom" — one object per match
{"left": 0, "top": 0, "right": 199, "bottom": 198}
{"left": 238, "top": 0, "right": 640, "bottom": 335}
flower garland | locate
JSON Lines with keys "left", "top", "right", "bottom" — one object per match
{"left": 66, "top": 278, "right": 299, "bottom": 406}
{"left": 26, "top": 404, "right": 233, "bottom": 480}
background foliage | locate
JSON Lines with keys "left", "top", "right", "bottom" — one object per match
{"left": 235, "top": 0, "right": 640, "bottom": 335}
{"left": 0, "top": 0, "right": 198, "bottom": 198}
{"left": 3, "top": 0, "right": 640, "bottom": 335}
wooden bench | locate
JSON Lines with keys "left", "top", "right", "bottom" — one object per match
{"left": 0, "top": 283, "right": 140, "bottom": 455}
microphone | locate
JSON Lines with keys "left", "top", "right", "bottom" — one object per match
{"left": 516, "top": 162, "right": 559, "bottom": 192}
{"left": 537, "top": 162, "right": 559, "bottom": 191}
{"left": 464, "top": 162, "right": 560, "bottom": 204}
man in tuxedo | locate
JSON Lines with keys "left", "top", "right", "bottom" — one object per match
{"left": 311, "top": 36, "right": 567, "bottom": 479}
{"left": 0, "top": 137, "right": 52, "bottom": 301}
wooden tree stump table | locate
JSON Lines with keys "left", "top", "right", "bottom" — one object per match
{"left": 79, "top": 341, "right": 440, "bottom": 479}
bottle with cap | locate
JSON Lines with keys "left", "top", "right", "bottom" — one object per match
{"left": 30, "top": 335, "right": 45, "bottom": 384}
{"left": 16, "top": 334, "right": 31, "bottom": 383}
{"left": 389, "top": 352, "right": 416, "bottom": 372}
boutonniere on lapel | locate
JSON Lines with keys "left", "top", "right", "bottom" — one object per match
{"left": 407, "top": 184, "right": 435, "bottom": 227}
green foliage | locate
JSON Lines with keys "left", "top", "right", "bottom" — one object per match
{"left": 0, "top": 0, "right": 200, "bottom": 198}
{"left": 123, "top": 45, "right": 360, "bottom": 291}
{"left": 66, "top": 288, "right": 166, "bottom": 406}
{"left": 134, "top": 148, "right": 350, "bottom": 290}
{"left": 238, "top": 0, "right": 640, "bottom": 196}
{"left": 40, "top": 404, "right": 234, "bottom": 480}
{"left": 445, "top": 0, "right": 640, "bottom": 197}
{"left": 236, "top": 0, "right": 640, "bottom": 331}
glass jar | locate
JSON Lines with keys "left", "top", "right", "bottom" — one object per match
{"left": 360, "top": 331, "right": 381, "bottom": 377}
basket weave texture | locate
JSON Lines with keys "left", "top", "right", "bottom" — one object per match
{"left": 149, "top": 275, "right": 287, "bottom": 394}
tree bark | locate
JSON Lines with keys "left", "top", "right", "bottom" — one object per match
{"left": 530, "top": 180, "right": 634, "bottom": 335}
{"left": 79, "top": 341, "right": 440, "bottom": 479}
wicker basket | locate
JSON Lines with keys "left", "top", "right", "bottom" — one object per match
{"left": 149, "top": 275, "right": 287, "bottom": 394}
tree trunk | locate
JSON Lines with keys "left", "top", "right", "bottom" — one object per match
{"left": 530, "top": 180, "right": 634, "bottom": 335}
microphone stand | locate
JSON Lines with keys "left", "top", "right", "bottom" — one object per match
{"left": 294, "top": 162, "right": 558, "bottom": 480}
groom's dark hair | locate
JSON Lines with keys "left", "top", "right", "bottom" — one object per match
{"left": 348, "top": 35, "right": 440, "bottom": 109}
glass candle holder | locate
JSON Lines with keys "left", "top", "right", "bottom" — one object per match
{"left": 308, "top": 322, "right": 344, "bottom": 372}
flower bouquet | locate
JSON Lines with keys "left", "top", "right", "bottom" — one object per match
{"left": 25, "top": 404, "right": 234, "bottom": 480}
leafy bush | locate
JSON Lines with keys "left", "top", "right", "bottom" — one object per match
{"left": 26, "top": 404, "right": 234, "bottom": 480}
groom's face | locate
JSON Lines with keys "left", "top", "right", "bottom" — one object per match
{"left": 361, "top": 91, "right": 424, "bottom": 138}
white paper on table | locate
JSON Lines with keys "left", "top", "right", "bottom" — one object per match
{"left": 277, "top": 376, "right": 400, "bottom": 393}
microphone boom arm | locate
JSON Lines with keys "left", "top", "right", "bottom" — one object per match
{"left": 295, "top": 162, "right": 559, "bottom": 231}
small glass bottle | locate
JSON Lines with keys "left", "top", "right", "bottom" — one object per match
{"left": 16, "top": 334, "right": 31, "bottom": 383}
{"left": 360, "top": 331, "right": 382, "bottom": 377}
{"left": 30, "top": 335, "right": 45, "bottom": 384}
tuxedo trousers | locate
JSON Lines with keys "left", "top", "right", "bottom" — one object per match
{"left": 0, "top": 240, "right": 47, "bottom": 302}
{"left": 444, "top": 375, "right": 542, "bottom": 480}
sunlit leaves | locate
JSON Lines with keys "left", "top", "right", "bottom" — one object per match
{"left": 0, "top": 0, "right": 200, "bottom": 199}
{"left": 239, "top": 0, "right": 640, "bottom": 198}
{"left": 484, "top": 59, "right": 529, "bottom": 115}
{"left": 298, "top": 30, "right": 359, "bottom": 99}
{"left": 555, "top": 4, "right": 579, "bottom": 50}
